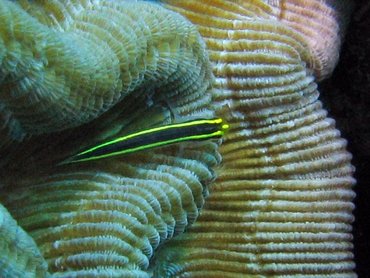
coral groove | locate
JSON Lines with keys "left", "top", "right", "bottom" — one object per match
{"left": 154, "top": 0, "right": 356, "bottom": 276}
{"left": 0, "top": 0, "right": 218, "bottom": 277}
{"left": 0, "top": 0, "right": 356, "bottom": 277}
{"left": 0, "top": 0, "right": 212, "bottom": 139}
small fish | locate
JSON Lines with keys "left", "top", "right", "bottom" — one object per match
{"left": 60, "top": 118, "right": 229, "bottom": 164}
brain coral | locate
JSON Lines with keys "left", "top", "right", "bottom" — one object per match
{"left": 0, "top": 0, "right": 217, "bottom": 276}
{"left": 0, "top": 0, "right": 356, "bottom": 277}
{"left": 153, "top": 0, "right": 356, "bottom": 276}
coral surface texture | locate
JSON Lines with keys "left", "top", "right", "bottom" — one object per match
{"left": 0, "top": 0, "right": 356, "bottom": 277}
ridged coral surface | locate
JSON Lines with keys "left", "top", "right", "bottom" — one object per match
{"left": 0, "top": 0, "right": 212, "bottom": 139}
{"left": 0, "top": 0, "right": 356, "bottom": 277}
{"left": 153, "top": 0, "right": 356, "bottom": 277}
{"left": 0, "top": 0, "right": 217, "bottom": 277}
{"left": 266, "top": 0, "right": 351, "bottom": 80}
{"left": 0, "top": 203, "right": 48, "bottom": 277}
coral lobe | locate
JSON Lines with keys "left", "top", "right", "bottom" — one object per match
{"left": 0, "top": 0, "right": 356, "bottom": 277}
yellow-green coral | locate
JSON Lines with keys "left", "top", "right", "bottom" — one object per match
{"left": 0, "top": 0, "right": 218, "bottom": 276}
{"left": 0, "top": 0, "right": 213, "bottom": 138}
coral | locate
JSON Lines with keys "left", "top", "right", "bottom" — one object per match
{"left": 0, "top": 203, "right": 48, "bottom": 277}
{"left": 0, "top": 0, "right": 213, "bottom": 139}
{"left": 319, "top": 2, "right": 370, "bottom": 275}
{"left": 0, "top": 0, "right": 218, "bottom": 276}
{"left": 153, "top": 0, "right": 356, "bottom": 276}
{"left": 266, "top": 0, "right": 353, "bottom": 80}
{"left": 0, "top": 0, "right": 356, "bottom": 277}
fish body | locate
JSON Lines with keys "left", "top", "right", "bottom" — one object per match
{"left": 61, "top": 118, "right": 229, "bottom": 164}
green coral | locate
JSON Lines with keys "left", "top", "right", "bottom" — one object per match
{"left": 0, "top": 0, "right": 217, "bottom": 276}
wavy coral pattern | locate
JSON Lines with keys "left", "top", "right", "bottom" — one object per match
{"left": 0, "top": 0, "right": 218, "bottom": 277}
{"left": 153, "top": 0, "right": 356, "bottom": 277}
{"left": 0, "top": 203, "right": 48, "bottom": 277}
{"left": 0, "top": 0, "right": 356, "bottom": 277}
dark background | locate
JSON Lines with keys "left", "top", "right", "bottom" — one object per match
{"left": 319, "top": 1, "right": 370, "bottom": 276}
